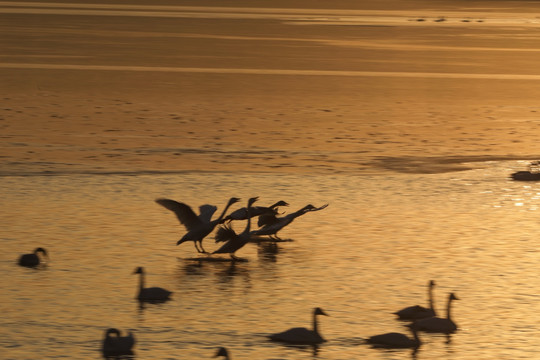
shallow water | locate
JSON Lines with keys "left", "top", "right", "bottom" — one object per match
{"left": 1, "top": 161, "right": 539, "bottom": 359}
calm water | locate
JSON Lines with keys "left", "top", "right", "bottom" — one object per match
{"left": 1, "top": 161, "right": 539, "bottom": 359}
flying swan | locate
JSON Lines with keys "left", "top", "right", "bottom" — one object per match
{"left": 155, "top": 197, "right": 240, "bottom": 253}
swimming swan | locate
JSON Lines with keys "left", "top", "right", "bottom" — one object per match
{"left": 213, "top": 347, "right": 231, "bottom": 359}
{"left": 367, "top": 326, "right": 421, "bottom": 349}
{"left": 133, "top": 266, "right": 172, "bottom": 302}
{"left": 252, "top": 204, "right": 328, "bottom": 240}
{"left": 409, "top": 292, "right": 459, "bottom": 333}
{"left": 268, "top": 307, "right": 328, "bottom": 344}
{"left": 213, "top": 197, "right": 258, "bottom": 260}
{"left": 102, "top": 328, "right": 135, "bottom": 354}
{"left": 394, "top": 280, "right": 437, "bottom": 320}
{"left": 155, "top": 197, "right": 241, "bottom": 253}
{"left": 18, "top": 247, "right": 48, "bottom": 267}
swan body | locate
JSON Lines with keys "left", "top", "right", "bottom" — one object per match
{"left": 268, "top": 307, "right": 328, "bottom": 344}
{"left": 213, "top": 347, "right": 230, "bottom": 359}
{"left": 252, "top": 204, "right": 328, "bottom": 240}
{"left": 156, "top": 197, "right": 240, "bottom": 253}
{"left": 367, "top": 327, "right": 421, "bottom": 349}
{"left": 410, "top": 293, "right": 459, "bottom": 333}
{"left": 102, "top": 328, "right": 135, "bottom": 354}
{"left": 133, "top": 267, "right": 172, "bottom": 302}
{"left": 223, "top": 200, "right": 288, "bottom": 222}
{"left": 18, "top": 247, "right": 48, "bottom": 267}
{"left": 213, "top": 197, "right": 258, "bottom": 260}
{"left": 394, "top": 280, "right": 437, "bottom": 320}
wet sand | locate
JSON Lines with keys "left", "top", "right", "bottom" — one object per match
{"left": 2, "top": 0, "right": 540, "bottom": 176}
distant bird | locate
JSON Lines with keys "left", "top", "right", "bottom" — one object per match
{"left": 252, "top": 204, "right": 328, "bottom": 240}
{"left": 366, "top": 326, "right": 421, "bottom": 349}
{"left": 18, "top": 247, "right": 48, "bottom": 268}
{"left": 213, "top": 346, "right": 231, "bottom": 359}
{"left": 155, "top": 197, "right": 241, "bottom": 253}
{"left": 133, "top": 266, "right": 172, "bottom": 302}
{"left": 394, "top": 280, "right": 437, "bottom": 320}
{"left": 268, "top": 307, "right": 328, "bottom": 344}
{"left": 101, "top": 328, "right": 135, "bottom": 355}
{"left": 213, "top": 197, "right": 258, "bottom": 260}
{"left": 223, "top": 200, "right": 288, "bottom": 222}
{"left": 409, "top": 293, "right": 459, "bottom": 334}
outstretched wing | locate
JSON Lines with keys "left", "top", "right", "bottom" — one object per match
{"left": 215, "top": 224, "right": 237, "bottom": 243}
{"left": 155, "top": 198, "right": 202, "bottom": 231}
{"left": 198, "top": 205, "right": 217, "bottom": 223}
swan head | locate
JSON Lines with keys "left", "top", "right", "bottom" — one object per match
{"left": 314, "top": 307, "right": 329, "bottom": 316}
{"left": 133, "top": 267, "right": 144, "bottom": 275}
{"left": 275, "top": 200, "right": 289, "bottom": 207}
{"left": 104, "top": 328, "right": 121, "bottom": 337}
{"left": 229, "top": 197, "right": 241, "bottom": 205}
{"left": 213, "top": 347, "right": 229, "bottom": 358}
{"left": 34, "top": 247, "right": 48, "bottom": 257}
{"left": 429, "top": 280, "right": 436, "bottom": 287}
{"left": 449, "top": 293, "right": 459, "bottom": 301}
{"left": 248, "top": 197, "right": 259, "bottom": 207}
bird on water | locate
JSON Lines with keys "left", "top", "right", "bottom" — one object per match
{"left": 155, "top": 197, "right": 240, "bottom": 253}
{"left": 409, "top": 292, "right": 459, "bottom": 334}
{"left": 213, "top": 347, "right": 231, "bottom": 359}
{"left": 366, "top": 325, "right": 421, "bottom": 349}
{"left": 133, "top": 266, "right": 172, "bottom": 303}
{"left": 18, "top": 247, "right": 48, "bottom": 267}
{"left": 268, "top": 307, "right": 329, "bottom": 344}
{"left": 213, "top": 197, "right": 258, "bottom": 260}
{"left": 101, "top": 328, "right": 135, "bottom": 355}
{"left": 394, "top": 280, "right": 437, "bottom": 320}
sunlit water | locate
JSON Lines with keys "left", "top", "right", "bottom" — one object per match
{"left": 1, "top": 161, "right": 538, "bottom": 360}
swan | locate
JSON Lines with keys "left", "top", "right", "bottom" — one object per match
{"left": 366, "top": 326, "right": 421, "bottom": 349}
{"left": 394, "top": 280, "right": 437, "bottom": 320}
{"left": 213, "top": 197, "right": 258, "bottom": 260}
{"left": 409, "top": 293, "right": 459, "bottom": 333}
{"left": 102, "top": 328, "right": 135, "bottom": 354}
{"left": 133, "top": 267, "right": 172, "bottom": 302}
{"left": 268, "top": 307, "right": 328, "bottom": 344}
{"left": 213, "top": 347, "right": 230, "bottom": 359}
{"left": 223, "top": 200, "right": 288, "bottom": 222}
{"left": 18, "top": 247, "right": 48, "bottom": 267}
{"left": 155, "top": 197, "right": 240, "bottom": 253}
{"left": 251, "top": 203, "right": 328, "bottom": 240}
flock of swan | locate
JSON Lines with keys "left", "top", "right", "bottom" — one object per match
{"left": 17, "top": 197, "right": 459, "bottom": 358}
{"left": 16, "top": 196, "right": 331, "bottom": 357}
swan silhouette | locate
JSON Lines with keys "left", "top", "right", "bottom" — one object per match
{"left": 18, "top": 247, "right": 48, "bottom": 267}
{"left": 102, "top": 328, "right": 135, "bottom": 354}
{"left": 213, "top": 197, "right": 258, "bottom": 260}
{"left": 366, "top": 326, "right": 421, "bottom": 349}
{"left": 409, "top": 293, "right": 459, "bottom": 333}
{"left": 223, "top": 200, "right": 288, "bottom": 222}
{"left": 155, "top": 197, "right": 240, "bottom": 253}
{"left": 133, "top": 266, "right": 172, "bottom": 302}
{"left": 268, "top": 307, "right": 328, "bottom": 344}
{"left": 213, "top": 347, "right": 230, "bottom": 359}
{"left": 394, "top": 280, "right": 437, "bottom": 320}
{"left": 252, "top": 204, "right": 328, "bottom": 240}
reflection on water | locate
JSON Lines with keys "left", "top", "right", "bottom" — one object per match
{"left": 1, "top": 162, "right": 539, "bottom": 359}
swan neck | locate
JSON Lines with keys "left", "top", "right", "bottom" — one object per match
{"left": 217, "top": 199, "right": 235, "bottom": 222}
{"left": 245, "top": 201, "right": 253, "bottom": 233}
{"left": 446, "top": 295, "right": 453, "bottom": 320}
{"left": 428, "top": 283, "right": 435, "bottom": 312}
{"left": 312, "top": 311, "right": 319, "bottom": 335}
{"left": 139, "top": 272, "right": 145, "bottom": 292}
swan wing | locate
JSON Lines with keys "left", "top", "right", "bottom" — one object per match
{"left": 269, "top": 327, "right": 323, "bottom": 344}
{"left": 215, "top": 225, "right": 237, "bottom": 243}
{"left": 306, "top": 203, "right": 329, "bottom": 212}
{"left": 155, "top": 199, "right": 202, "bottom": 231}
{"left": 198, "top": 204, "right": 217, "bottom": 223}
